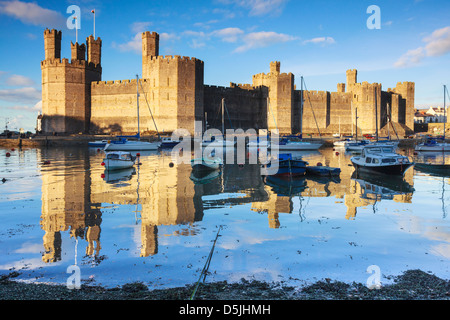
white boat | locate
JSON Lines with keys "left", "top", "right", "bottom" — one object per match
{"left": 104, "top": 138, "right": 160, "bottom": 151}
{"left": 201, "top": 137, "right": 236, "bottom": 148}
{"left": 101, "top": 151, "right": 136, "bottom": 171}
{"left": 247, "top": 138, "right": 270, "bottom": 148}
{"left": 415, "top": 138, "right": 450, "bottom": 152}
{"left": 350, "top": 144, "right": 413, "bottom": 175}
{"left": 191, "top": 157, "right": 223, "bottom": 171}
{"left": 277, "top": 138, "right": 322, "bottom": 151}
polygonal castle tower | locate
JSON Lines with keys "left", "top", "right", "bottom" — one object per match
{"left": 41, "top": 29, "right": 102, "bottom": 133}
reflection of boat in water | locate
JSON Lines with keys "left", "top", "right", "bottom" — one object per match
{"left": 190, "top": 169, "right": 221, "bottom": 184}
{"left": 351, "top": 171, "right": 414, "bottom": 198}
{"left": 263, "top": 175, "right": 307, "bottom": 196}
{"left": 306, "top": 165, "right": 341, "bottom": 177}
{"left": 191, "top": 156, "right": 223, "bottom": 171}
{"left": 103, "top": 167, "right": 136, "bottom": 183}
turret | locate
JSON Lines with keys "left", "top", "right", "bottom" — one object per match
{"left": 71, "top": 42, "right": 86, "bottom": 61}
{"left": 44, "top": 29, "right": 61, "bottom": 61}
{"left": 87, "top": 35, "right": 102, "bottom": 66}
{"left": 142, "top": 31, "right": 159, "bottom": 78}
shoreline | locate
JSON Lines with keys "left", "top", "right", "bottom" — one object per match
{"left": 0, "top": 135, "right": 421, "bottom": 149}
{"left": 1, "top": 269, "right": 448, "bottom": 300}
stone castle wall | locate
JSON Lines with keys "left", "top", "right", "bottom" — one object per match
{"left": 40, "top": 29, "right": 415, "bottom": 137}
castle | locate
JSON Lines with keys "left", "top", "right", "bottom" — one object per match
{"left": 41, "top": 29, "right": 415, "bottom": 137}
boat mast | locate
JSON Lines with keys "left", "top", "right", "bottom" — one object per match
{"left": 444, "top": 85, "right": 446, "bottom": 140}
{"left": 222, "top": 98, "right": 225, "bottom": 135}
{"left": 355, "top": 107, "right": 358, "bottom": 142}
{"left": 375, "top": 87, "right": 378, "bottom": 142}
{"left": 300, "top": 76, "right": 303, "bottom": 137}
{"left": 136, "top": 74, "right": 140, "bottom": 140}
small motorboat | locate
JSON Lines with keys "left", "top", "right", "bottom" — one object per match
{"left": 160, "top": 136, "right": 180, "bottom": 148}
{"left": 350, "top": 144, "right": 413, "bottom": 175}
{"left": 306, "top": 165, "right": 341, "bottom": 177}
{"left": 101, "top": 151, "right": 136, "bottom": 171}
{"left": 345, "top": 140, "right": 370, "bottom": 152}
{"left": 261, "top": 153, "right": 308, "bottom": 176}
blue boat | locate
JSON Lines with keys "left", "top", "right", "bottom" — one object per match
{"left": 262, "top": 153, "right": 308, "bottom": 176}
{"left": 306, "top": 165, "right": 341, "bottom": 177}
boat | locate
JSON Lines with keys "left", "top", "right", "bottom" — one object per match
{"left": 261, "top": 153, "right": 308, "bottom": 176}
{"left": 306, "top": 165, "right": 341, "bottom": 177}
{"left": 160, "top": 136, "right": 180, "bottom": 148}
{"left": 415, "top": 85, "right": 450, "bottom": 152}
{"left": 350, "top": 144, "right": 414, "bottom": 175}
{"left": 104, "top": 136, "right": 160, "bottom": 151}
{"left": 277, "top": 138, "right": 323, "bottom": 151}
{"left": 414, "top": 162, "right": 450, "bottom": 177}
{"left": 104, "top": 75, "right": 161, "bottom": 151}
{"left": 345, "top": 139, "right": 370, "bottom": 152}
{"left": 201, "top": 136, "right": 236, "bottom": 148}
{"left": 415, "top": 138, "right": 450, "bottom": 152}
{"left": 88, "top": 139, "right": 108, "bottom": 147}
{"left": 101, "top": 151, "right": 136, "bottom": 171}
{"left": 247, "top": 136, "right": 270, "bottom": 148}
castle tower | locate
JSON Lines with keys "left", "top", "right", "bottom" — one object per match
{"left": 87, "top": 35, "right": 102, "bottom": 66}
{"left": 41, "top": 29, "right": 102, "bottom": 133}
{"left": 346, "top": 69, "right": 357, "bottom": 92}
{"left": 253, "top": 62, "right": 294, "bottom": 134}
{"left": 44, "top": 29, "right": 61, "bottom": 61}
{"left": 142, "top": 31, "right": 159, "bottom": 79}
{"left": 71, "top": 42, "right": 86, "bottom": 61}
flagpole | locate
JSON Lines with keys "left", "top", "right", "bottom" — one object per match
{"left": 74, "top": 16, "right": 78, "bottom": 43}
{"left": 93, "top": 10, "right": 95, "bottom": 39}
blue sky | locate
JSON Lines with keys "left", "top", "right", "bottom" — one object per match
{"left": 0, "top": 0, "right": 449, "bottom": 131}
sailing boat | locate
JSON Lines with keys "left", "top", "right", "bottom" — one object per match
{"left": 104, "top": 75, "right": 161, "bottom": 151}
{"left": 415, "top": 85, "right": 450, "bottom": 152}
{"left": 202, "top": 98, "right": 236, "bottom": 148}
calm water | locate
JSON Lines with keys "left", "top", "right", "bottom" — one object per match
{"left": 0, "top": 145, "right": 448, "bottom": 289}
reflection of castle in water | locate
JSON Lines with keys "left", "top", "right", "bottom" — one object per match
{"left": 39, "top": 148, "right": 417, "bottom": 262}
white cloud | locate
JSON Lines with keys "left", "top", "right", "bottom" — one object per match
{"left": 234, "top": 31, "right": 297, "bottom": 53}
{"left": 395, "top": 26, "right": 450, "bottom": 68}
{"left": 394, "top": 47, "right": 426, "bottom": 68}
{"left": 0, "top": 87, "right": 41, "bottom": 104}
{"left": 113, "top": 33, "right": 142, "bottom": 54}
{"left": 5, "top": 74, "right": 35, "bottom": 86}
{"left": 424, "top": 26, "right": 450, "bottom": 57}
{"left": 303, "top": 37, "right": 336, "bottom": 45}
{"left": 211, "top": 27, "right": 244, "bottom": 43}
{"left": 218, "top": 0, "right": 289, "bottom": 16}
{"left": 131, "top": 21, "right": 152, "bottom": 34}
{"left": 0, "top": 0, "right": 65, "bottom": 28}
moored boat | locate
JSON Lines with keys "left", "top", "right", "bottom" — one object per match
{"left": 350, "top": 144, "right": 413, "bottom": 175}
{"left": 261, "top": 153, "right": 308, "bottom": 176}
{"left": 101, "top": 151, "right": 136, "bottom": 171}
{"left": 89, "top": 140, "right": 108, "bottom": 147}
{"left": 191, "top": 156, "right": 223, "bottom": 171}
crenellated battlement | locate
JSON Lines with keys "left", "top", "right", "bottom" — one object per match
{"left": 41, "top": 57, "right": 101, "bottom": 71}
{"left": 92, "top": 78, "right": 149, "bottom": 87}
{"left": 148, "top": 55, "right": 204, "bottom": 65}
